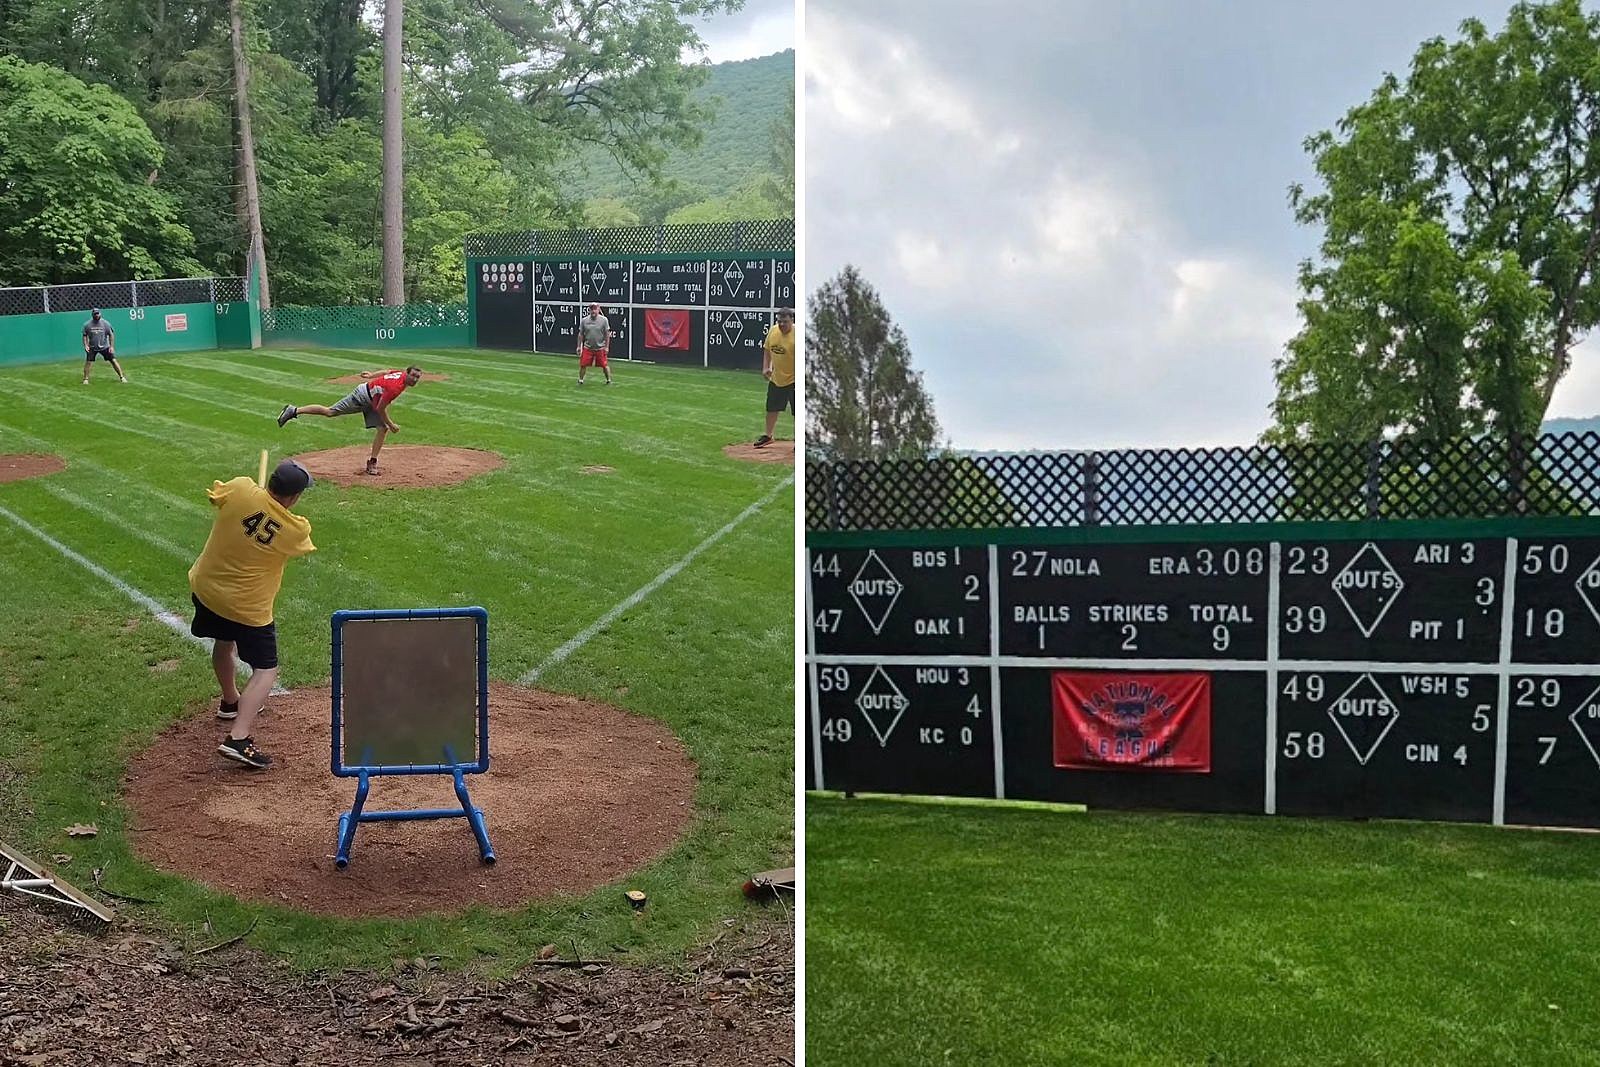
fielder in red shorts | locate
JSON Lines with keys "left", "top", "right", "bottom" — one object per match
{"left": 577, "top": 302, "right": 613, "bottom": 385}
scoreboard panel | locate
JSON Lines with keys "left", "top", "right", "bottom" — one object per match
{"left": 805, "top": 524, "right": 1600, "bottom": 829}
{"left": 475, "top": 252, "right": 792, "bottom": 365}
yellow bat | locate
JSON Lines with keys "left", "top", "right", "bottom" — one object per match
{"left": 258, "top": 449, "right": 269, "bottom": 488}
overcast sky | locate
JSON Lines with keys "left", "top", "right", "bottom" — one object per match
{"left": 806, "top": 0, "right": 1600, "bottom": 451}
{"left": 697, "top": 0, "right": 794, "bottom": 63}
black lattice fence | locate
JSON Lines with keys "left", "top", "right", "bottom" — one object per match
{"left": 0, "top": 277, "right": 246, "bottom": 317}
{"left": 464, "top": 219, "right": 794, "bottom": 259}
{"left": 806, "top": 433, "right": 1600, "bottom": 531}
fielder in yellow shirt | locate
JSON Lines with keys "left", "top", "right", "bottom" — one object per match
{"left": 755, "top": 306, "right": 797, "bottom": 448}
{"left": 188, "top": 460, "right": 316, "bottom": 768}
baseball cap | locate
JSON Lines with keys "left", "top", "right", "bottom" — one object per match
{"left": 90, "top": 307, "right": 101, "bottom": 315}
{"left": 268, "top": 459, "right": 314, "bottom": 495}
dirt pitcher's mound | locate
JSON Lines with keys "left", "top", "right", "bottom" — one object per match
{"left": 723, "top": 440, "right": 795, "bottom": 465}
{"left": 0, "top": 453, "right": 66, "bottom": 483}
{"left": 292, "top": 444, "right": 503, "bottom": 488}
{"left": 124, "top": 683, "right": 697, "bottom": 918}
{"left": 326, "top": 372, "right": 449, "bottom": 385}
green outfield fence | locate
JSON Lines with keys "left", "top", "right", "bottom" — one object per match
{"left": 260, "top": 303, "right": 469, "bottom": 349}
{"left": 0, "top": 276, "right": 258, "bottom": 367}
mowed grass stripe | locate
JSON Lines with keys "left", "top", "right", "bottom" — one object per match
{"left": 184, "top": 354, "right": 739, "bottom": 471}
{"left": 341, "top": 346, "right": 766, "bottom": 412}
{"left": 247, "top": 345, "right": 756, "bottom": 432}
{"left": 257, "top": 347, "right": 750, "bottom": 432}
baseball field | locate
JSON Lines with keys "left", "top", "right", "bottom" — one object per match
{"left": 806, "top": 794, "right": 1600, "bottom": 1066}
{"left": 0, "top": 345, "right": 795, "bottom": 974}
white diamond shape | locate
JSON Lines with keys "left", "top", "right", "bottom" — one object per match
{"left": 539, "top": 264, "right": 554, "bottom": 293}
{"left": 1331, "top": 543, "right": 1404, "bottom": 638}
{"left": 854, "top": 665, "right": 909, "bottom": 747}
{"left": 848, "top": 550, "right": 903, "bottom": 635}
{"left": 1326, "top": 673, "right": 1400, "bottom": 765}
{"left": 1568, "top": 680, "right": 1600, "bottom": 770}
{"left": 722, "top": 261, "right": 746, "bottom": 295}
{"left": 1575, "top": 557, "right": 1600, "bottom": 628}
{"left": 722, "top": 314, "right": 745, "bottom": 346}
{"left": 540, "top": 306, "right": 555, "bottom": 331}
{"left": 590, "top": 263, "right": 607, "bottom": 292}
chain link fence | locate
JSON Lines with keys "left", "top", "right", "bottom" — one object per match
{"left": 806, "top": 433, "right": 1600, "bottom": 532}
{"left": 262, "top": 303, "right": 469, "bottom": 333}
{"left": 0, "top": 276, "right": 246, "bottom": 317}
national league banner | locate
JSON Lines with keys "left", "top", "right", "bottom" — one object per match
{"left": 1052, "top": 672, "right": 1212, "bottom": 772}
{"left": 643, "top": 308, "right": 691, "bottom": 350}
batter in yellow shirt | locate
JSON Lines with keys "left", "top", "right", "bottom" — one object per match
{"left": 189, "top": 476, "right": 315, "bottom": 627}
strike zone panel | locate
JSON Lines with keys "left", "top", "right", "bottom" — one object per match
{"left": 814, "top": 662, "right": 995, "bottom": 797}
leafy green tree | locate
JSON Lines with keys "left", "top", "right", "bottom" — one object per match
{"left": 807, "top": 266, "right": 942, "bottom": 460}
{"left": 1271, "top": 0, "right": 1600, "bottom": 445}
{"left": 666, "top": 176, "right": 786, "bottom": 224}
{"left": 0, "top": 55, "right": 200, "bottom": 283}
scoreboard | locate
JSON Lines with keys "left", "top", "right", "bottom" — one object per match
{"left": 471, "top": 254, "right": 793, "bottom": 371}
{"left": 805, "top": 524, "right": 1600, "bottom": 828}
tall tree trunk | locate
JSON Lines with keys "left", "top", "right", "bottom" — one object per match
{"left": 382, "top": 0, "right": 405, "bottom": 306}
{"left": 229, "top": 0, "right": 270, "bottom": 309}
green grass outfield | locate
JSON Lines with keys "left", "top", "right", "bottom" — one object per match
{"left": 807, "top": 795, "right": 1600, "bottom": 1066}
{"left": 0, "top": 345, "right": 794, "bottom": 971}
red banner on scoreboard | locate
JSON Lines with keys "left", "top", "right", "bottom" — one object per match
{"left": 1052, "top": 671, "right": 1211, "bottom": 772}
{"left": 643, "top": 308, "right": 691, "bottom": 350}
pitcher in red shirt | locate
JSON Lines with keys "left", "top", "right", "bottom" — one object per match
{"left": 276, "top": 365, "right": 423, "bottom": 476}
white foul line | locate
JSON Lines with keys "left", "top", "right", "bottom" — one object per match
{"left": 520, "top": 474, "right": 795, "bottom": 683}
{"left": 0, "top": 503, "right": 284, "bottom": 691}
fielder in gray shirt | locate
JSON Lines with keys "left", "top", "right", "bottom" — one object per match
{"left": 81, "top": 308, "right": 128, "bottom": 384}
{"left": 577, "top": 302, "right": 613, "bottom": 385}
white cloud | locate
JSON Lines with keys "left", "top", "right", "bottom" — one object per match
{"left": 693, "top": 1, "right": 793, "bottom": 64}
{"left": 808, "top": 3, "right": 1300, "bottom": 449}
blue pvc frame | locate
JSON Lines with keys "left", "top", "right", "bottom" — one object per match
{"left": 329, "top": 606, "right": 494, "bottom": 868}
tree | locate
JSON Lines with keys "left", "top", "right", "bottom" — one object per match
{"left": 382, "top": 0, "right": 405, "bottom": 306}
{"left": 0, "top": 55, "right": 200, "bottom": 283}
{"left": 762, "top": 95, "right": 794, "bottom": 216}
{"left": 1270, "top": 0, "right": 1600, "bottom": 445}
{"left": 807, "top": 266, "right": 942, "bottom": 460}
{"left": 230, "top": 0, "right": 271, "bottom": 308}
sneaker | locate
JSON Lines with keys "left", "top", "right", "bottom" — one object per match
{"left": 119, "top": 377, "right": 128, "bottom": 383}
{"left": 217, "top": 700, "right": 239, "bottom": 721}
{"left": 277, "top": 405, "right": 297, "bottom": 427}
{"left": 218, "top": 736, "right": 271, "bottom": 769}
{"left": 753, "top": 435, "right": 773, "bottom": 448}
{"left": 81, "top": 379, "right": 89, "bottom": 386}
{"left": 604, "top": 378, "right": 613, "bottom": 386}
{"left": 364, "top": 458, "right": 380, "bottom": 476}
{"left": 577, "top": 378, "right": 586, "bottom": 386}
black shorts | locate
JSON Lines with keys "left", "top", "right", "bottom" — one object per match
{"left": 190, "top": 594, "right": 278, "bottom": 669}
{"left": 86, "top": 347, "right": 116, "bottom": 361}
{"left": 765, "top": 381, "right": 795, "bottom": 414}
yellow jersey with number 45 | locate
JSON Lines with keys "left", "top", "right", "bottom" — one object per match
{"left": 188, "top": 476, "right": 315, "bottom": 627}
{"left": 763, "top": 324, "right": 798, "bottom": 387}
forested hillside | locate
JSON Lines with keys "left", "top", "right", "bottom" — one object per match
{"left": 563, "top": 50, "right": 794, "bottom": 225}
{"left": 0, "top": 2, "right": 794, "bottom": 306}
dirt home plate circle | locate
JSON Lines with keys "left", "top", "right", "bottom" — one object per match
{"left": 123, "top": 683, "right": 697, "bottom": 918}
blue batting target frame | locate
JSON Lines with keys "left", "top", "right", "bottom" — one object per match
{"left": 329, "top": 606, "right": 494, "bottom": 867}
